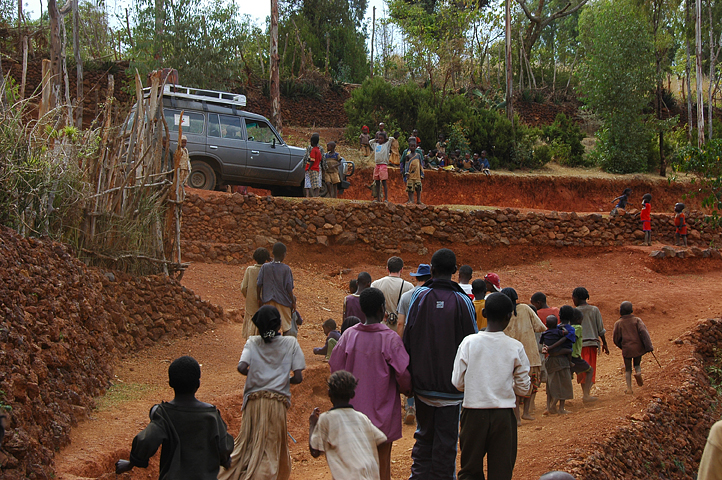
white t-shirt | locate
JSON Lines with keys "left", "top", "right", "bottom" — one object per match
{"left": 240, "top": 336, "right": 306, "bottom": 407}
{"left": 371, "top": 276, "right": 414, "bottom": 315}
{"left": 310, "top": 407, "right": 387, "bottom": 480}
{"left": 369, "top": 139, "right": 392, "bottom": 166}
{"left": 452, "top": 331, "right": 531, "bottom": 409}
{"left": 460, "top": 283, "right": 473, "bottom": 295}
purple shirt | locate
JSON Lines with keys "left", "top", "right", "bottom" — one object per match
{"left": 328, "top": 323, "right": 411, "bottom": 442}
{"left": 343, "top": 294, "right": 367, "bottom": 324}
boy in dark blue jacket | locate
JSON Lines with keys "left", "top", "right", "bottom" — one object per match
{"left": 403, "top": 248, "right": 478, "bottom": 479}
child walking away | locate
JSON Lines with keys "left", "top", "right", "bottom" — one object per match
{"left": 674, "top": 202, "right": 688, "bottom": 246}
{"left": 304, "top": 133, "right": 323, "bottom": 197}
{"left": 220, "top": 306, "right": 305, "bottom": 480}
{"left": 359, "top": 126, "right": 372, "bottom": 157}
{"left": 309, "top": 371, "right": 388, "bottom": 480}
{"left": 241, "top": 247, "right": 270, "bottom": 338}
{"left": 540, "top": 315, "right": 575, "bottom": 414}
{"left": 329, "top": 288, "right": 412, "bottom": 480}
{"left": 500, "top": 287, "right": 547, "bottom": 424}
{"left": 323, "top": 141, "right": 342, "bottom": 198}
{"left": 344, "top": 272, "right": 371, "bottom": 325}
{"left": 471, "top": 279, "right": 487, "bottom": 330}
{"left": 313, "top": 319, "right": 341, "bottom": 361}
{"left": 369, "top": 132, "right": 392, "bottom": 203}
{"left": 452, "top": 293, "right": 531, "bottom": 480}
{"left": 640, "top": 193, "right": 652, "bottom": 246}
{"left": 403, "top": 137, "right": 424, "bottom": 205}
{"left": 572, "top": 286, "right": 609, "bottom": 402}
{"left": 611, "top": 188, "right": 632, "bottom": 217}
{"left": 257, "top": 242, "right": 296, "bottom": 336}
{"left": 116, "top": 356, "right": 234, "bottom": 478}
{"left": 388, "top": 131, "right": 401, "bottom": 166}
{"left": 565, "top": 307, "right": 594, "bottom": 395}
{"left": 612, "top": 301, "right": 653, "bottom": 394}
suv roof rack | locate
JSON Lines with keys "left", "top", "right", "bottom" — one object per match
{"left": 144, "top": 84, "right": 247, "bottom": 107}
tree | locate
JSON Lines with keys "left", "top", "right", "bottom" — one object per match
{"left": 516, "top": 0, "right": 588, "bottom": 59}
{"left": 578, "top": 0, "right": 655, "bottom": 173}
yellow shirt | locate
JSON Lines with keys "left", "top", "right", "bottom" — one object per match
{"left": 473, "top": 299, "right": 486, "bottom": 330}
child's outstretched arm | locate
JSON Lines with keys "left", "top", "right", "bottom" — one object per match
{"left": 308, "top": 408, "right": 322, "bottom": 458}
{"left": 290, "top": 369, "right": 304, "bottom": 384}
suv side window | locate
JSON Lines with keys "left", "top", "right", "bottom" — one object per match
{"left": 208, "top": 113, "right": 221, "bottom": 138}
{"left": 220, "top": 115, "right": 244, "bottom": 140}
{"left": 245, "top": 119, "right": 279, "bottom": 144}
{"left": 165, "top": 109, "right": 205, "bottom": 135}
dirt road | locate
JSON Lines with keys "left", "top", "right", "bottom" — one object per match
{"left": 55, "top": 246, "right": 720, "bottom": 479}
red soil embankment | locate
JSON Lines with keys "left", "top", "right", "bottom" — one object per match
{"left": 341, "top": 168, "right": 703, "bottom": 212}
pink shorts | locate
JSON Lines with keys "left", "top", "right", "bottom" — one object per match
{"left": 373, "top": 164, "right": 388, "bottom": 181}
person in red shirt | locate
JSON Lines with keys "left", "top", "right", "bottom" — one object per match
{"left": 640, "top": 193, "right": 652, "bottom": 246}
{"left": 305, "top": 133, "right": 323, "bottom": 197}
{"left": 674, "top": 202, "right": 688, "bottom": 246}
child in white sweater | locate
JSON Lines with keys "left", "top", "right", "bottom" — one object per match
{"left": 452, "top": 292, "right": 531, "bottom": 480}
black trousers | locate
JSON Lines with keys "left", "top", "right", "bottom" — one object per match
{"left": 410, "top": 398, "right": 461, "bottom": 480}
{"left": 458, "top": 408, "right": 517, "bottom": 480}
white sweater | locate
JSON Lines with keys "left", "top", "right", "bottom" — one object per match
{"left": 452, "top": 331, "right": 531, "bottom": 409}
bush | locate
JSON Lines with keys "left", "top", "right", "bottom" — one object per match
{"left": 672, "top": 138, "right": 722, "bottom": 225}
{"left": 543, "top": 113, "right": 586, "bottom": 166}
{"left": 534, "top": 144, "right": 553, "bottom": 165}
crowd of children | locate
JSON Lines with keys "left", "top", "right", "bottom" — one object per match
{"left": 118, "top": 246, "right": 663, "bottom": 480}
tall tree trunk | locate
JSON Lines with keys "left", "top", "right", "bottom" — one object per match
{"left": 505, "top": 0, "right": 513, "bottom": 121}
{"left": 154, "top": 0, "right": 163, "bottom": 63}
{"left": 708, "top": 1, "right": 717, "bottom": 141}
{"left": 49, "top": 0, "right": 62, "bottom": 110}
{"left": 20, "top": 36, "right": 28, "bottom": 100}
{"left": 270, "top": 0, "right": 281, "bottom": 133}
{"left": 73, "top": 0, "right": 83, "bottom": 129}
{"left": 0, "top": 53, "right": 6, "bottom": 110}
{"left": 695, "top": 0, "right": 705, "bottom": 147}
{"left": 370, "top": 6, "right": 375, "bottom": 77}
{"left": 685, "top": 0, "right": 693, "bottom": 142}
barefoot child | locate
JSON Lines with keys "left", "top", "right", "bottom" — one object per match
{"left": 309, "top": 371, "right": 388, "bottom": 480}
{"left": 323, "top": 141, "right": 342, "bottom": 198}
{"left": 313, "top": 319, "right": 341, "bottom": 361}
{"left": 257, "top": 242, "right": 296, "bottom": 336}
{"left": 540, "top": 315, "right": 574, "bottom": 414}
{"left": 329, "top": 288, "right": 412, "bottom": 480}
{"left": 674, "top": 202, "right": 688, "bottom": 246}
{"left": 641, "top": 193, "right": 652, "bottom": 246}
{"left": 612, "top": 301, "right": 653, "bottom": 394}
{"left": 115, "top": 356, "right": 234, "bottom": 478}
{"left": 241, "top": 247, "right": 270, "bottom": 338}
{"left": 452, "top": 292, "right": 531, "bottom": 480}
{"left": 219, "top": 306, "right": 305, "bottom": 480}
{"left": 369, "top": 132, "right": 392, "bottom": 202}
{"left": 611, "top": 188, "right": 632, "bottom": 216}
{"left": 304, "top": 133, "right": 323, "bottom": 197}
{"left": 403, "top": 137, "right": 424, "bottom": 205}
{"left": 359, "top": 126, "right": 372, "bottom": 157}
{"left": 389, "top": 131, "right": 401, "bottom": 166}
{"left": 567, "top": 307, "right": 594, "bottom": 399}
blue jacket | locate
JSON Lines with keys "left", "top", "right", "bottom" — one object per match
{"left": 403, "top": 278, "right": 477, "bottom": 400}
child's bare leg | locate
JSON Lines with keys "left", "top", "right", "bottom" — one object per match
{"left": 378, "top": 441, "right": 393, "bottom": 480}
{"left": 549, "top": 398, "right": 559, "bottom": 414}
{"left": 683, "top": 235, "right": 688, "bottom": 246}
{"left": 522, "top": 394, "right": 535, "bottom": 420}
{"left": 304, "top": 188, "right": 310, "bottom": 198}
{"left": 375, "top": 181, "right": 382, "bottom": 202}
{"left": 416, "top": 190, "right": 422, "bottom": 204}
{"left": 558, "top": 400, "right": 569, "bottom": 414}
{"left": 514, "top": 397, "right": 522, "bottom": 426}
{"left": 313, "top": 187, "right": 320, "bottom": 197}
{"left": 407, "top": 191, "right": 414, "bottom": 204}
{"left": 582, "top": 371, "right": 597, "bottom": 402}
{"left": 382, "top": 180, "right": 388, "bottom": 202}
{"left": 624, "top": 371, "right": 633, "bottom": 394}
{"left": 634, "top": 364, "right": 643, "bottom": 386}
{"left": 675, "top": 233, "right": 680, "bottom": 245}
{"left": 645, "top": 231, "right": 651, "bottom": 245}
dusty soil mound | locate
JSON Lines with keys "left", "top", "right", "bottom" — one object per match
{"left": 0, "top": 227, "right": 227, "bottom": 480}
{"left": 242, "top": 84, "right": 350, "bottom": 128}
{"left": 340, "top": 167, "right": 703, "bottom": 212}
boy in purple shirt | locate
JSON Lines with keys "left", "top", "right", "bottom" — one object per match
{"left": 329, "top": 287, "right": 412, "bottom": 480}
{"left": 343, "top": 272, "right": 371, "bottom": 325}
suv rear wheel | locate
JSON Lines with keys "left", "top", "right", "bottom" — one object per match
{"left": 189, "top": 161, "right": 217, "bottom": 190}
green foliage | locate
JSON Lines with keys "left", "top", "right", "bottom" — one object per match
{"left": 534, "top": 144, "right": 553, "bottom": 165}
{"left": 672, "top": 138, "right": 722, "bottom": 226}
{"left": 578, "top": 0, "right": 655, "bottom": 173}
{"left": 446, "top": 121, "right": 470, "bottom": 156}
{"left": 542, "top": 113, "right": 586, "bottom": 166}
{"left": 279, "top": 79, "right": 322, "bottom": 100}
{"left": 128, "top": 0, "right": 261, "bottom": 89}
{"left": 345, "top": 77, "right": 542, "bottom": 169}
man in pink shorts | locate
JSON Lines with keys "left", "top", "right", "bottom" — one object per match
{"left": 370, "top": 131, "right": 392, "bottom": 202}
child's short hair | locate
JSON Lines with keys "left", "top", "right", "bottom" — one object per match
{"left": 642, "top": 193, "right": 652, "bottom": 202}
{"left": 545, "top": 315, "right": 558, "bottom": 329}
{"left": 341, "top": 316, "right": 361, "bottom": 333}
{"left": 359, "top": 287, "right": 385, "bottom": 317}
{"left": 272, "top": 242, "right": 287, "bottom": 257}
{"left": 310, "top": 133, "right": 320, "bottom": 147}
{"left": 458, "top": 265, "right": 473, "bottom": 281}
{"left": 531, "top": 292, "right": 546, "bottom": 304}
{"left": 620, "top": 301, "right": 633, "bottom": 316}
{"left": 471, "top": 279, "right": 487, "bottom": 295}
{"left": 559, "top": 305, "right": 574, "bottom": 324}
{"left": 572, "top": 308, "right": 584, "bottom": 324}
{"left": 328, "top": 370, "right": 358, "bottom": 401}
{"left": 572, "top": 287, "right": 589, "bottom": 301}
{"left": 431, "top": 248, "right": 456, "bottom": 276}
{"left": 349, "top": 279, "right": 358, "bottom": 292}
{"left": 168, "top": 356, "right": 201, "bottom": 394}
{"left": 387, "top": 256, "right": 404, "bottom": 273}
{"left": 323, "top": 319, "right": 337, "bottom": 331}
{"left": 675, "top": 202, "right": 685, "bottom": 213}
{"left": 622, "top": 188, "right": 632, "bottom": 195}
{"left": 357, "top": 271, "right": 372, "bottom": 286}
{"left": 253, "top": 247, "right": 270, "bottom": 264}
{"left": 484, "top": 292, "right": 513, "bottom": 321}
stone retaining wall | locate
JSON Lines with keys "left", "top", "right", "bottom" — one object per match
{"left": 180, "top": 193, "right": 722, "bottom": 263}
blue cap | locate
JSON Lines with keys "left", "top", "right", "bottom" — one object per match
{"left": 410, "top": 264, "right": 431, "bottom": 277}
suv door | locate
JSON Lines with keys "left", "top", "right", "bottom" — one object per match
{"left": 207, "top": 113, "right": 247, "bottom": 179}
{"left": 244, "top": 119, "right": 291, "bottom": 182}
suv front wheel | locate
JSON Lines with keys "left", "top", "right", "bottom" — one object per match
{"left": 189, "top": 161, "right": 217, "bottom": 190}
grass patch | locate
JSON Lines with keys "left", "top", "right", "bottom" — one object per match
{"left": 96, "top": 382, "right": 158, "bottom": 411}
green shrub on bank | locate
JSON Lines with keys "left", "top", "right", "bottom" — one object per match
{"left": 543, "top": 113, "right": 587, "bottom": 166}
{"left": 345, "top": 78, "right": 554, "bottom": 170}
